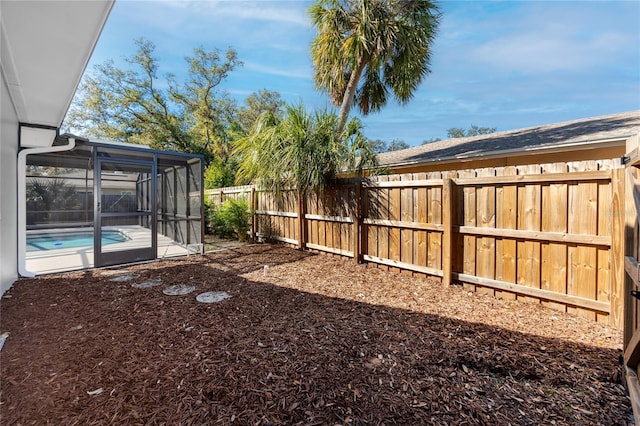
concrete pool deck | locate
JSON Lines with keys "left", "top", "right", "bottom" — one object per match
{"left": 25, "top": 226, "right": 199, "bottom": 275}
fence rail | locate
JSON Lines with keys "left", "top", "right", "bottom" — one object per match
{"left": 205, "top": 160, "right": 625, "bottom": 327}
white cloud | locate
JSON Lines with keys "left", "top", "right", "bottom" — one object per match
{"left": 164, "top": 0, "right": 311, "bottom": 27}
{"left": 470, "top": 29, "right": 628, "bottom": 74}
{"left": 227, "top": 88, "right": 255, "bottom": 97}
{"left": 243, "top": 60, "right": 312, "bottom": 79}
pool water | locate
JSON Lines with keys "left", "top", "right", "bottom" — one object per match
{"left": 27, "top": 230, "right": 130, "bottom": 252}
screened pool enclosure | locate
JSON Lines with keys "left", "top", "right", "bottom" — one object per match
{"left": 25, "top": 137, "right": 203, "bottom": 273}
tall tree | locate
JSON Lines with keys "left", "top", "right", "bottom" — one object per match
{"left": 367, "top": 139, "right": 389, "bottom": 154}
{"left": 388, "top": 139, "right": 410, "bottom": 151}
{"left": 447, "top": 125, "right": 497, "bottom": 138}
{"left": 309, "top": 0, "right": 440, "bottom": 136}
{"left": 236, "top": 89, "right": 285, "bottom": 135}
{"left": 202, "top": 89, "right": 286, "bottom": 189}
{"left": 421, "top": 137, "right": 441, "bottom": 144}
{"left": 368, "top": 138, "right": 410, "bottom": 153}
{"left": 169, "top": 46, "right": 242, "bottom": 160}
{"left": 66, "top": 39, "right": 242, "bottom": 164}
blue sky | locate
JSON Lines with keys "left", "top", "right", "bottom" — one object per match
{"left": 83, "top": 0, "right": 640, "bottom": 146}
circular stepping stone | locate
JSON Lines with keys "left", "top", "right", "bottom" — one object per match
{"left": 109, "top": 274, "right": 140, "bottom": 282}
{"left": 163, "top": 284, "right": 196, "bottom": 296}
{"left": 196, "top": 291, "right": 231, "bottom": 304}
{"left": 131, "top": 279, "right": 163, "bottom": 289}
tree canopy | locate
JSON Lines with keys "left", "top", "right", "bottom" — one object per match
{"left": 236, "top": 89, "right": 285, "bottom": 136}
{"left": 368, "top": 138, "right": 410, "bottom": 153}
{"left": 309, "top": 0, "right": 440, "bottom": 136}
{"left": 234, "top": 104, "right": 376, "bottom": 195}
{"left": 66, "top": 39, "right": 242, "bottom": 165}
{"left": 447, "top": 125, "right": 497, "bottom": 138}
{"left": 421, "top": 137, "right": 442, "bottom": 145}
{"left": 204, "top": 90, "right": 285, "bottom": 188}
{"left": 66, "top": 39, "right": 293, "bottom": 189}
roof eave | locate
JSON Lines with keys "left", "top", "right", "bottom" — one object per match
{"left": 379, "top": 136, "right": 629, "bottom": 170}
{"left": 0, "top": 1, "right": 115, "bottom": 128}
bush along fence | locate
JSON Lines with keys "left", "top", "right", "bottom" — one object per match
{"left": 205, "top": 160, "right": 626, "bottom": 328}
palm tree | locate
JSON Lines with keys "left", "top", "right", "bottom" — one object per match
{"left": 309, "top": 0, "right": 440, "bottom": 136}
{"left": 234, "top": 104, "right": 375, "bottom": 195}
{"left": 26, "top": 178, "right": 80, "bottom": 224}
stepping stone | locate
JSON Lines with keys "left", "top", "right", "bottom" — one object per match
{"left": 109, "top": 274, "right": 140, "bottom": 282}
{"left": 196, "top": 291, "right": 231, "bottom": 304}
{"left": 0, "top": 332, "right": 8, "bottom": 352}
{"left": 163, "top": 285, "right": 196, "bottom": 296}
{"left": 131, "top": 279, "right": 163, "bottom": 289}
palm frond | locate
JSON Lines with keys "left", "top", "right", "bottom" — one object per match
{"left": 309, "top": 0, "right": 440, "bottom": 131}
{"left": 234, "top": 103, "right": 377, "bottom": 195}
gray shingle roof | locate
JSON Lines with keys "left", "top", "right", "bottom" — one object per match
{"left": 377, "top": 110, "right": 640, "bottom": 168}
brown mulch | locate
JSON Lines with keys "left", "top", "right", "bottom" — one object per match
{"left": 204, "top": 235, "right": 249, "bottom": 253}
{"left": 0, "top": 244, "right": 632, "bottom": 425}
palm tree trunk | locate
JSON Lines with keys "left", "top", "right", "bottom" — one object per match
{"left": 336, "top": 57, "right": 368, "bottom": 138}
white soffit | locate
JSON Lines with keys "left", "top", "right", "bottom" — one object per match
{"left": 0, "top": 0, "right": 114, "bottom": 128}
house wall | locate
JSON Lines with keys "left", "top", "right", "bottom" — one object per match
{"left": 0, "top": 74, "right": 19, "bottom": 295}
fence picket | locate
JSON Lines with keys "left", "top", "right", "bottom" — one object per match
{"left": 389, "top": 175, "right": 402, "bottom": 269}
{"left": 400, "top": 179, "right": 414, "bottom": 267}
{"left": 416, "top": 173, "right": 428, "bottom": 269}
{"left": 476, "top": 168, "right": 496, "bottom": 296}
{"left": 517, "top": 164, "right": 542, "bottom": 303}
{"left": 540, "top": 162, "right": 569, "bottom": 312}
{"left": 569, "top": 177, "right": 599, "bottom": 320}
{"left": 597, "top": 179, "right": 612, "bottom": 323}
{"left": 461, "top": 170, "right": 477, "bottom": 290}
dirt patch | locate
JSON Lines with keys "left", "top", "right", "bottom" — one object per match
{"left": 0, "top": 244, "right": 631, "bottom": 425}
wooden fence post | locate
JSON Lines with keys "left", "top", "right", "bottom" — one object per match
{"left": 250, "top": 186, "right": 256, "bottom": 241}
{"left": 611, "top": 167, "right": 626, "bottom": 329}
{"left": 298, "top": 189, "right": 306, "bottom": 250}
{"left": 354, "top": 180, "right": 362, "bottom": 263}
{"left": 442, "top": 178, "right": 454, "bottom": 286}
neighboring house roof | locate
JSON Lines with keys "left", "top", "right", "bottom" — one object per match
{"left": 377, "top": 110, "right": 640, "bottom": 168}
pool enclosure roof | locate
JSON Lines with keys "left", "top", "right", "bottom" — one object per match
{"left": 27, "top": 135, "right": 203, "bottom": 169}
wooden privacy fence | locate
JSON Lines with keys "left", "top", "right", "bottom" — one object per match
{"left": 205, "top": 161, "right": 625, "bottom": 327}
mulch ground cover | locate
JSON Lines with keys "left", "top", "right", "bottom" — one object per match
{"left": 0, "top": 244, "right": 632, "bottom": 425}
{"left": 203, "top": 235, "right": 249, "bottom": 253}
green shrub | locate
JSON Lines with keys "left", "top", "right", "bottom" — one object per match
{"left": 207, "top": 197, "right": 253, "bottom": 241}
{"left": 204, "top": 200, "right": 225, "bottom": 236}
{"left": 204, "top": 157, "right": 238, "bottom": 189}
